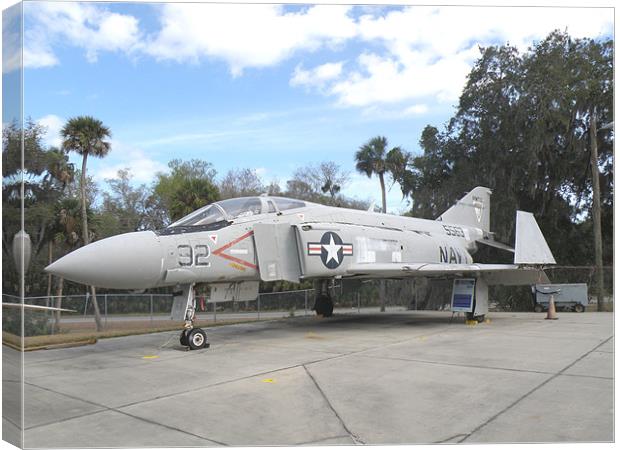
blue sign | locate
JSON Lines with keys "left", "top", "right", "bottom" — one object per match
{"left": 451, "top": 279, "right": 475, "bottom": 312}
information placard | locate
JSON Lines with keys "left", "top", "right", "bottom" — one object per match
{"left": 451, "top": 278, "right": 476, "bottom": 312}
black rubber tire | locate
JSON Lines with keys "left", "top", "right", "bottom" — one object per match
{"left": 465, "top": 313, "right": 485, "bottom": 323}
{"left": 188, "top": 328, "right": 207, "bottom": 350}
{"left": 180, "top": 329, "right": 189, "bottom": 346}
{"left": 574, "top": 304, "right": 585, "bottom": 313}
{"left": 314, "top": 294, "right": 334, "bottom": 317}
{"left": 534, "top": 304, "right": 543, "bottom": 313}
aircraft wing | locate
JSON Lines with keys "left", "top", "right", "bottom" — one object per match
{"left": 2, "top": 303, "right": 76, "bottom": 313}
{"left": 346, "top": 263, "right": 549, "bottom": 285}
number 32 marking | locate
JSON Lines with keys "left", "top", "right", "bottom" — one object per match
{"left": 178, "top": 245, "right": 211, "bottom": 267}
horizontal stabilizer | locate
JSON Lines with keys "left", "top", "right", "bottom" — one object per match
{"left": 476, "top": 237, "right": 515, "bottom": 253}
{"left": 514, "top": 211, "right": 556, "bottom": 265}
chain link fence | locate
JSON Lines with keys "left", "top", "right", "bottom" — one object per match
{"left": 3, "top": 266, "right": 612, "bottom": 338}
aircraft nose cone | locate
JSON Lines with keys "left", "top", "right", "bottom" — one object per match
{"left": 45, "top": 231, "right": 164, "bottom": 289}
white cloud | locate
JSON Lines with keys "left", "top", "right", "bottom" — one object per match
{"left": 357, "top": 103, "right": 429, "bottom": 121}
{"left": 402, "top": 104, "right": 429, "bottom": 116}
{"left": 328, "top": 48, "right": 476, "bottom": 107}
{"left": 341, "top": 172, "right": 408, "bottom": 214}
{"left": 140, "top": 129, "right": 258, "bottom": 148}
{"left": 290, "top": 62, "right": 344, "bottom": 90}
{"left": 21, "top": 3, "right": 355, "bottom": 74}
{"left": 143, "top": 4, "right": 357, "bottom": 76}
{"left": 37, "top": 114, "right": 64, "bottom": 148}
{"left": 95, "top": 144, "right": 168, "bottom": 184}
{"left": 291, "top": 6, "right": 613, "bottom": 107}
{"left": 2, "top": 5, "right": 23, "bottom": 73}
{"left": 23, "top": 2, "right": 141, "bottom": 68}
{"left": 21, "top": 3, "right": 612, "bottom": 111}
{"left": 23, "top": 48, "right": 54, "bottom": 70}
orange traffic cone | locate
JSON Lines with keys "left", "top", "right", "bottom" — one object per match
{"left": 545, "top": 295, "right": 559, "bottom": 320}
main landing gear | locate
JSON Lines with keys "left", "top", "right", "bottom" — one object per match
{"left": 178, "top": 284, "right": 210, "bottom": 350}
{"left": 313, "top": 280, "right": 334, "bottom": 317}
{"left": 466, "top": 312, "right": 486, "bottom": 323}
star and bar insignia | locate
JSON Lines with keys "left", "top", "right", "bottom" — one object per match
{"left": 307, "top": 231, "right": 353, "bottom": 269}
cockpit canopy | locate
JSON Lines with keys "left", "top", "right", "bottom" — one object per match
{"left": 168, "top": 196, "right": 307, "bottom": 228}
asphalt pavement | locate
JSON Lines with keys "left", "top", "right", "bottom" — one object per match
{"left": 2, "top": 310, "right": 613, "bottom": 447}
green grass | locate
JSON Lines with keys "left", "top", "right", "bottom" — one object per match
{"left": 2, "top": 317, "right": 269, "bottom": 351}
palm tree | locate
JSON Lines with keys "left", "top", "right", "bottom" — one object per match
{"left": 61, "top": 116, "right": 111, "bottom": 331}
{"left": 355, "top": 136, "right": 406, "bottom": 312}
{"left": 355, "top": 136, "right": 406, "bottom": 213}
{"left": 51, "top": 200, "right": 82, "bottom": 331}
{"left": 43, "top": 148, "right": 75, "bottom": 305}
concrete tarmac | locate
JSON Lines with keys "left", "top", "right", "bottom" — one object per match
{"left": 4, "top": 310, "right": 613, "bottom": 447}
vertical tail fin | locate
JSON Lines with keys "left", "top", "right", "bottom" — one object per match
{"left": 514, "top": 211, "right": 556, "bottom": 265}
{"left": 437, "top": 186, "right": 491, "bottom": 232}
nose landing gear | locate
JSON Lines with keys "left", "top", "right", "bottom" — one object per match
{"left": 313, "top": 280, "right": 334, "bottom": 317}
{"left": 178, "top": 283, "right": 210, "bottom": 350}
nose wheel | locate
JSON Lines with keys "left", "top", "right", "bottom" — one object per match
{"left": 179, "top": 328, "right": 209, "bottom": 349}
{"left": 178, "top": 283, "right": 210, "bottom": 350}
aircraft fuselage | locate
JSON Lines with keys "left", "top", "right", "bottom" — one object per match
{"left": 46, "top": 199, "right": 481, "bottom": 290}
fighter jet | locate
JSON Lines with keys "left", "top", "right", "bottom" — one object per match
{"left": 45, "top": 187, "right": 555, "bottom": 350}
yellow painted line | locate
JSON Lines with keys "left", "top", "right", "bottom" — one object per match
{"left": 261, "top": 378, "right": 276, "bottom": 383}
{"left": 305, "top": 332, "right": 325, "bottom": 340}
{"left": 417, "top": 336, "right": 427, "bottom": 341}
{"left": 142, "top": 355, "right": 160, "bottom": 359}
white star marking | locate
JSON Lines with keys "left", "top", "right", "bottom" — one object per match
{"left": 322, "top": 235, "right": 342, "bottom": 264}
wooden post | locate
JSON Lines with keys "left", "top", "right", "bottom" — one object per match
{"left": 590, "top": 107, "right": 606, "bottom": 311}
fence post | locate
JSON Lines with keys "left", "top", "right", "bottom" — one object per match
{"left": 304, "top": 290, "right": 308, "bottom": 316}
{"left": 213, "top": 301, "right": 217, "bottom": 322}
{"left": 83, "top": 293, "right": 89, "bottom": 317}
{"left": 104, "top": 294, "right": 108, "bottom": 329}
{"left": 51, "top": 295, "right": 56, "bottom": 335}
{"left": 357, "top": 292, "right": 361, "bottom": 313}
{"left": 258, "top": 294, "right": 261, "bottom": 320}
{"left": 150, "top": 294, "right": 154, "bottom": 324}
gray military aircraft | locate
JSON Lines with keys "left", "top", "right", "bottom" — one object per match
{"left": 45, "top": 186, "right": 555, "bottom": 350}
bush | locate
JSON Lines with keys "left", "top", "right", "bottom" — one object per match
{"left": 3, "top": 311, "right": 51, "bottom": 337}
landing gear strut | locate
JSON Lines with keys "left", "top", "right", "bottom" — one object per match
{"left": 313, "top": 280, "right": 334, "bottom": 317}
{"left": 466, "top": 312, "right": 486, "bottom": 323}
{"left": 178, "top": 283, "right": 210, "bottom": 350}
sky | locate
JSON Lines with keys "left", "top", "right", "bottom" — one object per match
{"left": 7, "top": 1, "right": 614, "bottom": 213}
